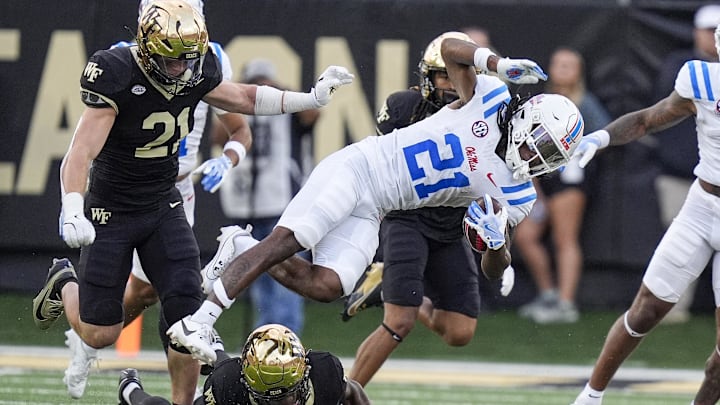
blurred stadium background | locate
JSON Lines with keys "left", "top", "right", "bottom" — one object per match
{"left": 0, "top": 0, "right": 717, "bottom": 402}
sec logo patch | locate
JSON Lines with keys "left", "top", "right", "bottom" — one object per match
{"left": 472, "top": 120, "right": 489, "bottom": 137}
{"left": 131, "top": 85, "right": 146, "bottom": 95}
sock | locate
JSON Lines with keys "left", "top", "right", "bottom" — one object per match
{"left": 122, "top": 382, "right": 140, "bottom": 404}
{"left": 576, "top": 382, "right": 604, "bottom": 404}
{"left": 80, "top": 339, "right": 98, "bottom": 357}
{"left": 190, "top": 301, "right": 222, "bottom": 326}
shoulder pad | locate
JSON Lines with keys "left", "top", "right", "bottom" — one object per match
{"left": 80, "top": 48, "right": 133, "bottom": 102}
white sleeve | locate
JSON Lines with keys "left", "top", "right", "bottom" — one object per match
{"left": 674, "top": 60, "right": 700, "bottom": 100}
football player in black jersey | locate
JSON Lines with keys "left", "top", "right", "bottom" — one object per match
{"left": 118, "top": 324, "right": 370, "bottom": 405}
{"left": 343, "top": 31, "right": 515, "bottom": 386}
{"left": 30, "top": 1, "right": 352, "bottom": 403}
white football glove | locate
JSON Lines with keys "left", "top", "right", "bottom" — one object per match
{"left": 500, "top": 265, "right": 515, "bottom": 297}
{"left": 463, "top": 194, "right": 509, "bottom": 251}
{"left": 496, "top": 58, "right": 548, "bottom": 84}
{"left": 573, "top": 129, "right": 610, "bottom": 168}
{"left": 59, "top": 192, "right": 95, "bottom": 248}
{"left": 194, "top": 154, "right": 232, "bottom": 193}
{"left": 312, "top": 65, "right": 354, "bottom": 106}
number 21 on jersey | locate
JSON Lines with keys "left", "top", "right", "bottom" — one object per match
{"left": 135, "top": 107, "right": 190, "bottom": 158}
{"left": 403, "top": 133, "right": 469, "bottom": 199}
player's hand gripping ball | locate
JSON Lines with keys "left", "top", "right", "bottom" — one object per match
{"left": 463, "top": 195, "right": 505, "bottom": 253}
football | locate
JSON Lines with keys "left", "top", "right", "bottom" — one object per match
{"left": 463, "top": 196, "right": 503, "bottom": 254}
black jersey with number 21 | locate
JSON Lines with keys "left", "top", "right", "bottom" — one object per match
{"left": 79, "top": 46, "right": 223, "bottom": 210}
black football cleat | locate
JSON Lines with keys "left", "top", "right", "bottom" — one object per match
{"left": 118, "top": 368, "right": 142, "bottom": 405}
{"left": 32, "top": 258, "right": 77, "bottom": 330}
{"left": 341, "top": 262, "right": 384, "bottom": 322}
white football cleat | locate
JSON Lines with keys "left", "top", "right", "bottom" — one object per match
{"left": 201, "top": 225, "right": 257, "bottom": 294}
{"left": 167, "top": 315, "right": 217, "bottom": 365}
{"left": 63, "top": 328, "right": 98, "bottom": 399}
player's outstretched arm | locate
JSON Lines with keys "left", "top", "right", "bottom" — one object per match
{"left": 204, "top": 66, "right": 354, "bottom": 116}
{"left": 574, "top": 90, "right": 694, "bottom": 168}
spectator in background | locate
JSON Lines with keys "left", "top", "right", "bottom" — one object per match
{"left": 213, "top": 59, "right": 319, "bottom": 335}
{"left": 651, "top": 3, "right": 720, "bottom": 325}
{"left": 514, "top": 47, "right": 611, "bottom": 324}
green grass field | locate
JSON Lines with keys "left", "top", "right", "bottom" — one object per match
{"left": 0, "top": 369, "right": 697, "bottom": 404}
{"left": 7, "top": 291, "right": 715, "bottom": 369}
{"left": 0, "top": 292, "right": 714, "bottom": 403}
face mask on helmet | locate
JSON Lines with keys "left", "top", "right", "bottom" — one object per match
{"left": 504, "top": 94, "right": 584, "bottom": 180}
{"left": 418, "top": 31, "right": 476, "bottom": 103}
{"left": 136, "top": 0, "right": 208, "bottom": 94}
{"left": 241, "top": 324, "right": 310, "bottom": 405}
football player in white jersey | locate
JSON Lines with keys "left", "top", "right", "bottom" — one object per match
{"left": 59, "top": 0, "right": 252, "bottom": 400}
{"left": 570, "top": 23, "right": 720, "bottom": 405}
{"left": 167, "top": 36, "right": 584, "bottom": 364}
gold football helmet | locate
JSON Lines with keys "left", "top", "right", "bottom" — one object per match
{"left": 136, "top": 0, "right": 208, "bottom": 93}
{"left": 241, "top": 324, "right": 310, "bottom": 405}
{"left": 418, "top": 31, "right": 476, "bottom": 100}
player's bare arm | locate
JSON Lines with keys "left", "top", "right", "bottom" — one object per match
{"left": 480, "top": 241, "right": 512, "bottom": 281}
{"left": 575, "top": 90, "right": 696, "bottom": 168}
{"left": 215, "top": 112, "right": 252, "bottom": 166}
{"left": 203, "top": 81, "right": 258, "bottom": 115}
{"left": 439, "top": 38, "right": 482, "bottom": 105}
{"left": 607, "top": 90, "right": 696, "bottom": 145}
{"left": 60, "top": 107, "right": 115, "bottom": 194}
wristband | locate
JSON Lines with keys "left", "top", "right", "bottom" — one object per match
{"left": 594, "top": 130, "right": 611, "bottom": 148}
{"left": 213, "top": 279, "right": 236, "bottom": 309}
{"left": 223, "top": 140, "right": 247, "bottom": 165}
{"left": 62, "top": 192, "right": 85, "bottom": 216}
{"left": 473, "top": 48, "right": 496, "bottom": 72}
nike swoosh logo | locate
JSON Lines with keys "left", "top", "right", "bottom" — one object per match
{"left": 180, "top": 320, "right": 196, "bottom": 335}
{"left": 588, "top": 394, "right": 601, "bottom": 399}
{"left": 169, "top": 201, "right": 181, "bottom": 208}
{"left": 486, "top": 172, "right": 497, "bottom": 187}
